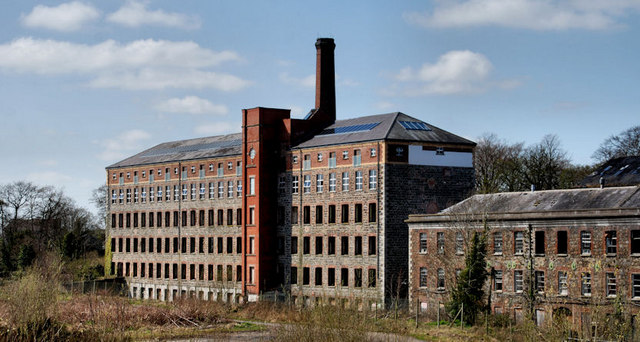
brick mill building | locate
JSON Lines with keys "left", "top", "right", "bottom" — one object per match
{"left": 407, "top": 186, "right": 640, "bottom": 331}
{"left": 106, "top": 38, "right": 475, "bottom": 305}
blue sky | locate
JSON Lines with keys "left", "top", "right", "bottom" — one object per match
{"left": 1, "top": 0, "right": 639, "bottom": 212}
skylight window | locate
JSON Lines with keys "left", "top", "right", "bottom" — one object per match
{"left": 318, "top": 122, "right": 380, "bottom": 136}
{"left": 399, "top": 121, "right": 430, "bottom": 131}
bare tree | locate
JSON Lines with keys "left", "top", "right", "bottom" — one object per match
{"left": 473, "top": 133, "right": 525, "bottom": 193}
{"left": 592, "top": 125, "right": 640, "bottom": 163}
{"left": 0, "top": 181, "right": 39, "bottom": 221}
{"left": 90, "top": 184, "right": 107, "bottom": 224}
{"left": 521, "top": 134, "right": 569, "bottom": 190}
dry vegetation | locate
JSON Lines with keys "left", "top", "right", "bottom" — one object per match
{"left": 0, "top": 260, "right": 620, "bottom": 342}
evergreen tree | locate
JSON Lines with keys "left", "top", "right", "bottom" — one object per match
{"left": 447, "top": 230, "right": 488, "bottom": 325}
{"left": 17, "top": 244, "right": 36, "bottom": 269}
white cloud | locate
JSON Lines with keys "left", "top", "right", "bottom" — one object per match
{"left": 21, "top": 2, "right": 100, "bottom": 32}
{"left": 107, "top": 0, "right": 200, "bottom": 29}
{"left": 0, "top": 38, "right": 248, "bottom": 91}
{"left": 279, "top": 72, "right": 315, "bottom": 88}
{"left": 89, "top": 68, "right": 250, "bottom": 91}
{"left": 404, "top": 0, "right": 640, "bottom": 31}
{"left": 194, "top": 122, "right": 240, "bottom": 136}
{"left": 98, "top": 129, "right": 151, "bottom": 161}
{"left": 155, "top": 96, "right": 228, "bottom": 115}
{"left": 394, "top": 50, "right": 495, "bottom": 95}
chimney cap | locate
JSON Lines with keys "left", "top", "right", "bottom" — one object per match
{"left": 315, "top": 38, "right": 335, "bottom": 48}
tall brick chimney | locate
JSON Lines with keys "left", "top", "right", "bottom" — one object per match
{"left": 308, "top": 38, "right": 336, "bottom": 127}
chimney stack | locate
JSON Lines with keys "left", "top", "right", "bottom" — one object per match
{"left": 312, "top": 38, "right": 336, "bottom": 126}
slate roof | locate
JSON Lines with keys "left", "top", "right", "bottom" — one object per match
{"left": 581, "top": 156, "right": 640, "bottom": 187}
{"left": 107, "top": 112, "right": 475, "bottom": 168}
{"left": 107, "top": 133, "right": 242, "bottom": 169}
{"left": 440, "top": 186, "right": 640, "bottom": 215}
{"left": 293, "top": 112, "right": 475, "bottom": 149}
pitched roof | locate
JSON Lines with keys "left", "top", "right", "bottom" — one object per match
{"left": 293, "top": 112, "right": 475, "bottom": 149}
{"left": 581, "top": 156, "right": 640, "bottom": 187}
{"left": 107, "top": 133, "right": 241, "bottom": 169}
{"left": 443, "top": 186, "right": 640, "bottom": 214}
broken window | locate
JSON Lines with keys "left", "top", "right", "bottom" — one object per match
{"left": 558, "top": 271, "right": 568, "bottom": 296}
{"left": 514, "top": 231, "right": 524, "bottom": 255}
{"left": 419, "top": 233, "right": 427, "bottom": 253}
{"left": 631, "top": 230, "right": 640, "bottom": 254}
{"left": 535, "top": 270, "right": 545, "bottom": 293}
{"left": 606, "top": 231, "right": 617, "bottom": 255}
{"left": 437, "top": 268, "right": 445, "bottom": 290}
{"left": 581, "top": 273, "right": 591, "bottom": 297}
{"left": 557, "top": 231, "right": 568, "bottom": 255}
{"left": 437, "top": 232, "right": 444, "bottom": 254}
{"left": 493, "top": 232, "right": 503, "bottom": 254}
{"left": 455, "top": 232, "right": 464, "bottom": 255}
{"left": 494, "top": 270, "right": 503, "bottom": 292}
{"left": 514, "top": 270, "right": 523, "bottom": 293}
{"left": 606, "top": 272, "right": 617, "bottom": 297}
{"left": 581, "top": 231, "right": 591, "bottom": 255}
{"left": 535, "top": 231, "right": 545, "bottom": 256}
{"left": 419, "top": 268, "right": 427, "bottom": 287}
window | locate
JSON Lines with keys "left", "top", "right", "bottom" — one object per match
{"left": 249, "top": 236, "right": 255, "bottom": 254}
{"left": 342, "top": 150, "right": 349, "bottom": 159}
{"left": 236, "top": 161, "right": 242, "bottom": 176}
{"left": 303, "top": 154, "right": 311, "bottom": 170}
{"left": 227, "top": 237, "right": 233, "bottom": 254}
{"left": 328, "top": 268, "right": 335, "bottom": 286}
{"left": 455, "top": 232, "right": 464, "bottom": 255}
{"left": 557, "top": 231, "right": 568, "bottom": 254}
{"left": 493, "top": 232, "right": 503, "bottom": 254}
{"left": 328, "top": 205, "right": 336, "bottom": 224}
{"left": 317, "top": 153, "right": 323, "bottom": 162}
{"left": 315, "top": 267, "right": 322, "bottom": 286}
{"left": 368, "top": 203, "right": 377, "bottom": 222}
{"left": 354, "top": 268, "right": 362, "bottom": 287}
{"left": 558, "top": 271, "right": 568, "bottom": 296}
{"left": 237, "top": 208, "right": 242, "bottom": 225}
{"left": 218, "top": 182, "right": 224, "bottom": 198}
{"left": 606, "top": 231, "right": 617, "bottom": 255}
{"left": 632, "top": 231, "right": 640, "bottom": 254}
{"left": 437, "top": 232, "right": 444, "bottom": 254}
{"left": 316, "top": 174, "right": 324, "bottom": 192}
{"left": 606, "top": 272, "right": 617, "bottom": 297}
{"left": 437, "top": 269, "right": 445, "bottom": 290}
{"left": 249, "top": 207, "right": 255, "bottom": 225}
{"left": 419, "top": 233, "right": 427, "bottom": 253}
{"left": 291, "top": 206, "right": 298, "bottom": 224}
{"left": 581, "top": 273, "right": 591, "bottom": 296}
{"left": 514, "top": 231, "right": 524, "bottom": 255}
{"left": 227, "top": 209, "right": 233, "bottom": 225}
{"left": 303, "top": 206, "right": 311, "bottom": 224}
{"left": 368, "top": 236, "right": 376, "bottom": 255}
{"left": 581, "top": 231, "right": 591, "bottom": 255}
{"left": 217, "top": 210, "right": 223, "bottom": 226}
{"left": 353, "top": 149, "right": 361, "bottom": 166}
{"left": 291, "top": 236, "right": 298, "bottom": 254}
{"left": 368, "top": 269, "right": 376, "bottom": 287}
{"left": 209, "top": 183, "right": 215, "bottom": 199}
{"left": 419, "top": 268, "right": 427, "bottom": 287}
{"left": 315, "top": 205, "right": 323, "bottom": 224}
{"left": 494, "top": 270, "right": 503, "bottom": 292}
{"left": 292, "top": 155, "right": 298, "bottom": 164}
{"left": 535, "top": 270, "right": 545, "bottom": 293}
{"left": 217, "top": 163, "right": 223, "bottom": 177}
{"left": 514, "top": 270, "right": 523, "bottom": 293}
{"left": 535, "top": 231, "right": 545, "bottom": 255}
{"left": 278, "top": 175, "right": 286, "bottom": 194}
{"left": 249, "top": 176, "right": 255, "bottom": 195}
{"left": 315, "top": 236, "right": 323, "bottom": 254}
{"left": 369, "top": 169, "right": 377, "bottom": 190}
{"left": 341, "top": 204, "right": 349, "bottom": 223}
{"left": 354, "top": 236, "right": 362, "bottom": 255}
{"left": 342, "top": 172, "right": 349, "bottom": 191}
{"left": 329, "top": 152, "right": 336, "bottom": 168}
{"left": 291, "top": 267, "right": 297, "bottom": 284}
{"left": 237, "top": 180, "right": 242, "bottom": 197}
{"left": 303, "top": 175, "right": 311, "bottom": 193}
{"left": 329, "top": 173, "right": 336, "bottom": 192}
{"left": 228, "top": 181, "right": 233, "bottom": 197}
{"left": 327, "top": 236, "right": 336, "bottom": 255}
{"left": 303, "top": 236, "right": 310, "bottom": 254}
{"left": 355, "top": 171, "right": 363, "bottom": 190}
{"left": 354, "top": 203, "right": 362, "bottom": 223}
{"left": 341, "top": 236, "right": 349, "bottom": 255}
{"left": 292, "top": 176, "right": 299, "bottom": 194}
{"left": 341, "top": 268, "right": 348, "bottom": 286}
{"left": 633, "top": 274, "right": 640, "bottom": 298}
{"left": 303, "top": 267, "right": 310, "bottom": 285}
